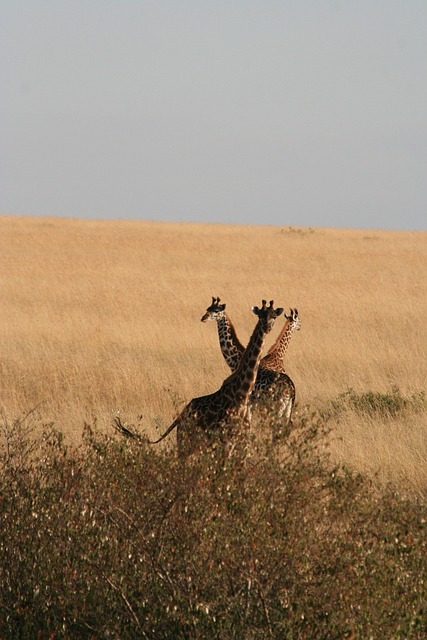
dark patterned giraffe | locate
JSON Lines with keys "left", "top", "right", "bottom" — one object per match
{"left": 201, "top": 297, "right": 301, "bottom": 434}
{"left": 115, "top": 300, "right": 283, "bottom": 457}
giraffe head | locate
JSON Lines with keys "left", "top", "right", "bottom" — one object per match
{"left": 284, "top": 308, "right": 301, "bottom": 332}
{"left": 201, "top": 296, "right": 227, "bottom": 323}
{"left": 252, "top": 300, "right": 284, "bottom": 334}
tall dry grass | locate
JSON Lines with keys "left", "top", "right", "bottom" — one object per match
{"left": 1, "top": 215, "right": 426, "bottom": 490}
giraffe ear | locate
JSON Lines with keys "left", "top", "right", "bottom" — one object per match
{"left": 275, "top": 308, "right": 284, "bottom": 317}
{"left": 220, "top": 303, "right": 226, "bottom": 311}
{"left": 252, "top": 306, "right": 260, "bottom": 316}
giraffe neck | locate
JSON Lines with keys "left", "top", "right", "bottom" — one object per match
{"left": 223, "top": 319, "right": 267, "bottom": 403}
{"left": 262, "top": 317, "right": 297, "bottom": 367}
{"left": 216, "top": 314, "right": 245, "bottom": 372}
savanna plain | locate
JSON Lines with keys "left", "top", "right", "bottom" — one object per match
{"left": 1, "top": 216, "right": 426, "bottom": 488}
{"left": 1, "top": 215, "right": 426, "bottom": 638}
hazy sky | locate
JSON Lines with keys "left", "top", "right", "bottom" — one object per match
{"left": 1, "top": 1, "right": 426, "bottom": 231}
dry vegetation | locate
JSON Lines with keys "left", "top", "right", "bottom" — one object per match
{"left": 1, "top": 215, "right": 425, "bottom": 490}
{"left": 1, "top": 215, "right": 427, "bottom": 638}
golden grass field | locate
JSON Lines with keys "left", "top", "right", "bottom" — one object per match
{"left": 1, "top": 215, "right": 426, "bottom": 491}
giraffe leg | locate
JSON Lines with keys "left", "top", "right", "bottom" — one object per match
{"left": 282, "top": 397, "right": 293, "bottom": 424}
{"left": 271, "top": 394, "right": 294, "bottom": 443}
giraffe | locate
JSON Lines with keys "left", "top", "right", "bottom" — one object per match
{"left": 115, "top": 300, "right": 283, "bottom": 458}
{"left": 200, "top": 297, "right": 244, "bottom": 371}
{"left": 201, "top": 297, "right": 301, "bottom": 436}
{"left": 254, "top": 307, "right": 301, "bottom": 433}
{"left": 261, "top": 307, "right": 301, "bottom": 372}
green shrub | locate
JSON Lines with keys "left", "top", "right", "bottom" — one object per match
{"left": 331, "top": 386, "right": 426, "bottom": 418}
{"left": 0, "top": 408, "right": 426, "bottom": 639}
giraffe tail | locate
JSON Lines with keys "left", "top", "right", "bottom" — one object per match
{"left": 149, "top": 416, "right": 180, "bottom": 444}
{"left": 113, "top": 416, "right": 147, "bottom": 443}
{"left": 114, "top": 415, "right": 180, "bottom": 446}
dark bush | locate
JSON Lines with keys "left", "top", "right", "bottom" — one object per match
{"left": 0, "top": 408, "right": 426, "bottom": 639}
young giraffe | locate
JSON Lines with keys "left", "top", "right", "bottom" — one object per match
{"left": 201, "top": 297, "right": 301, "bottom": 432}
{"left": 115, "top": 300, "right": 283, "bottom": 458}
